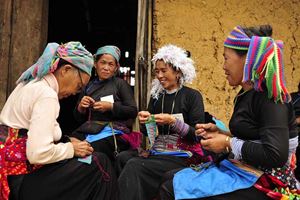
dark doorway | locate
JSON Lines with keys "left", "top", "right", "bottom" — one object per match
{"left": 48, "top": 0, "right": 138, "bottom": 134}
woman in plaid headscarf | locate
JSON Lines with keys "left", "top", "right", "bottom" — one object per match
{"left": 73, "top": 45, "right": 138, "bottom": 165}
{"left": 0, "top": 42, "right": 117, "bottom": 200}
{"left": 158, "top": 25, "right": 299, "bottom": 200}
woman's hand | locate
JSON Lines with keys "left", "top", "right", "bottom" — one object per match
{"left": 71, "top": 138, "right": 94, "bottom": 158}
{"left": 154, "top": 113, "right": 176, "bottom": 125}
{"left": 93, "top": 101, "right": 113, "bottom": 112}
{"left": 137, "top": 147, "right": 150, "bottom": 158}
{"left": 78, "top": 96, "right": 95, "bottom": 113}
{"left": 195, "top": 123, "right": 218, "bottom": 138}
{"left": 69, "top": 136, "right": 81, "bottom": 143}
{"left": 138, "top": 111, "right": 151, "bottom": 124}
{"left": 200, "top": 133, "right": 230, "bottom": 154}
{"left": 296, "top": 117, "right": 300, "bottom": 125}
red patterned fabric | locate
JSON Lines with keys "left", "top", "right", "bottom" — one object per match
{"left": 0, "top": 126, "right": 41, "bottom": 200}
{"left": 177, "top": 137, "right": 213, "bottom": 165}
{"left": 120, "top": 131, "right": 142, "bottom": 150}
{"left": 254, "top": 153, "right": 300, "bottom": 199}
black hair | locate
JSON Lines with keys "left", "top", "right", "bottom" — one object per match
{"left": 55, "top": 58, "right": 85, "bottom": 76}
{"left": 185, "top": 50, "right": 191, "bottom": 58}
{"left": 243, "top": 25, "right": 273, "bottom": 38}
{"left": 234, "top": 25, "right": 273, "bottom": 56}
{"left": 94, "top": 54, "right": 102, "bottom": 62}
{"left": 57, "top": 58, "right": 74, "bottom": 68}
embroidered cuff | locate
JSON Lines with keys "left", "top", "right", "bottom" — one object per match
{"left": 170, "top": 119, "right": 189, "bottom": 137}
{"left": 230, "top": 137, "right": 244, "bottom": 160}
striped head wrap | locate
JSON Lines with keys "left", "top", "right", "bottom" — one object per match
{"left": 224, "top": 26, "right": 289, "bottom": 103}
{"left": 17, "top": 41, "right": 93, "bottom": 83}
{"left": 94, "top": 45, "right": 121, "bottom": 65}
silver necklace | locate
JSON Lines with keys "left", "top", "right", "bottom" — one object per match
{"left": 160, "top": 89, "right": 180, "bottom": 149}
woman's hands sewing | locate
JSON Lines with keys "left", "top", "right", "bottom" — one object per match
{"left": 138, "top": 111, "right": 176, "bottom": 125}
{"left": 154, "top": 114, "right": 176, "bottom": 125}
{"left": 70, "top": 137, "right": 94, "bottom": 158}
{"left": 138, "top": 111, "right": 151, "bottom": 124}
{"left": 78, "top": 96, "right": 95, "bottom": 113}
{"left": 195, "top": 123, "right": 231, "bottom": 154}
{"left": 92, "top": 101, "right": 113, "bottom": 112}
{"left": 78, "top": 95, "right": 113, "bottom": 113}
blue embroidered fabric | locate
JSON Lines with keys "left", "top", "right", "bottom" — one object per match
{"left": 85, "top": 125, "right": 123, "bottom": 143}
{"left": 173, "top": 159, "right": 259, "bottom": 200}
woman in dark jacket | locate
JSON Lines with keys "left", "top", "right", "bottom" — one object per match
{"left": 158, "top": 25, "right": 299, "bottom": 200}
{"left": 117, "top": 44, "right": 209, "bottom": 200}
{"left": 74, "top": 45, "right": 138, "bottom": 162}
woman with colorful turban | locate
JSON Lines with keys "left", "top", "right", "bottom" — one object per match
{"left": 158, "top": 25, "right": 299, "bottom": 200}
{"left": 73, "top": 45, "right": 138, "bottom": 164}
{"left": 0, "top": 42, "right": 117, "bottom": 200}
{"left": 291, "top": 82, "right": 300, "bottom": 181}
{"left": 117, "top": 44, "right": 210, "bottom": 200}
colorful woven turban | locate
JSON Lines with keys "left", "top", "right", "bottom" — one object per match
{"left": 94, "top": 45, "right": 121, "bottom": 64}
{"left": 17, "top": 41, "right": 93, "bottom": 83}
{"left": 224, "top": 26, "right": 289, "bottom": 103}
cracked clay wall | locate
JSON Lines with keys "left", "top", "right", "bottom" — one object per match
{"left": 153, "top": 0, "right": 300, "bottom": 124}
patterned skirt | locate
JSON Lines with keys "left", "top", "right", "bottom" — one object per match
{"left": 255, "top": 153, "right": 300, "bottom": 199}
{"left": 0, "top": 125, "right": 41, "bottom": 200}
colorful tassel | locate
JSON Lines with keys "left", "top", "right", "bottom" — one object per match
{"left": 224, "top": 26, "right": 290, "bottom": 103}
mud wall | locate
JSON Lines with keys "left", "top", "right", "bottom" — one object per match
{"left": 153, "top": 0, "right": 300, "bottom": 123}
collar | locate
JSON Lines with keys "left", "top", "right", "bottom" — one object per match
{"left": 96, "top": 76, "right": 114, "bottom": 83}
{"left": 42, "top": 73, "right": 59, "bottom": 94}
{"left": 165, "top": 86, "right": 182, "bottom": 94}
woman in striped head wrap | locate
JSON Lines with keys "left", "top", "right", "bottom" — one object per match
{"left": 158, "top": 25, "right": 299, "bottom": 200}
{"left": 0, "top": 41, "right": 117, "bottom": 200}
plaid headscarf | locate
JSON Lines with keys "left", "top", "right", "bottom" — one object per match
{"left": 94, "top": 45, "right": 121, "bottom": 65}
{"left": 17, "top": 41, "right": 93, "bottom": 83}
{"left": 224, "top": 26, "right": 289, "bottom": 103}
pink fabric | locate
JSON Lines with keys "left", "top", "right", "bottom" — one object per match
{"left": 177, "top": 137, "right": 213, "bottom": 164}
{"left": 120, "top": 131, "right": 142, "bottom": 149}
{"left": 0, "top": 126, "right": 41, "bottom": 200}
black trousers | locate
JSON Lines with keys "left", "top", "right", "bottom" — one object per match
{"left": 8, "top": 152, "right": 117, "bottom": 200}
{"left": 115, "top": 149, "right": 138, "bottom": 176}
{"left": 117, "top": 151, "right": 188, "bottom": 200}
{"left": 90, "top": 135, "right": 130, "bottom": 162}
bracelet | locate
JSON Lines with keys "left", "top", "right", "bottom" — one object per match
{"left": 225, "top": 136, "right": 231, "bottom": 153}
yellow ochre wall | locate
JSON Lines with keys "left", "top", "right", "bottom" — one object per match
{"left": 153, "top": 0, "right": 300, "bottom": 124}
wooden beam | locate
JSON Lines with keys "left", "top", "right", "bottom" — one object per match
{"left": 0, "top": 0, "right": 48, "bottom": 110}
